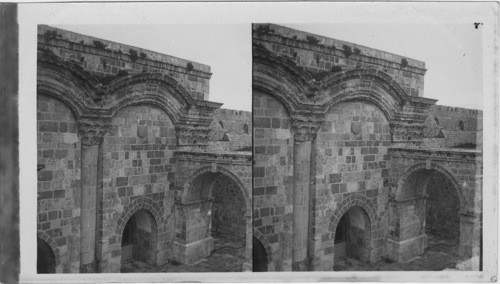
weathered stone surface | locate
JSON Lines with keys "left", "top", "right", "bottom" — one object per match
{"left": 37, "top": 25, "right": 251, "bottom": 273}
{"left": 37, "top": 95, "right": 81, "bottom": 273}
{"left": 253, "top": 23, "right": 482, "bottom": 272}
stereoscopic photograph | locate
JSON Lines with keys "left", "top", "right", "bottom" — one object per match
{"left": 8, "top": 2, "right": 496, "bottom": 283}
{"left": 252, "top": 23, "right": 484, "bottom": 272}
{"left": 35, "top": 24, "right": 252, "bottom": 273}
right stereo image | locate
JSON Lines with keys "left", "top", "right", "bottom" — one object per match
{"left": 252, "top": 23, "right": 483, "bottom": 272}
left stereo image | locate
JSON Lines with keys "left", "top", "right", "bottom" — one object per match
{"left": 36, "top": 24, "right": 252, "bottom": 273}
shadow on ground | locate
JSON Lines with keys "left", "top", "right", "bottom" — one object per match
{"left": 334, "top": 233, "right": 459, "bottom": 271}
{"left": 121, "top": 234, "right": 245, "bottom": 273}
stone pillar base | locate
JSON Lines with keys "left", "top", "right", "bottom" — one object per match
{"left": 386, "top": 234, "right": 427, "bottom": 262}
{"left": 173, "top": 237, "right": 213, "bottom": 264}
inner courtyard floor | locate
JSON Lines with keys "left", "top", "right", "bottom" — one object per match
{"left": 334, "top": 232, "right": 460, "bottom": 271}
{"left": 121, "top": 234, "right": 246, "bottom": 273}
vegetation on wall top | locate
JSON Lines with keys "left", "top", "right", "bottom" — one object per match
{"left": 343, "top": 44, "right": 352, "bottom": 58}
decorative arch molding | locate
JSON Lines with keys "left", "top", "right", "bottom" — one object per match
{"left": 38, "top": 49, "right": 223, "bottom": 146}
{"left": 253, "top": 230, "right": 273, "bottom": 270}
{"left": 320, "top": 68, "right": 409, "bottom": 108}
{"left": 114, "top": 196, "right": 163, "bottom": 245}
{"left": 322, "top": 90, "right": 398, "bottom": 123}
{"left": 396, "top": 161, "right": 465, "bottom": 208}
{"left": 328, "top": 193, "right": 377, "bottom": 236}
{"left": 106, "top": 73, "right": 203, "bottom": 125}
{"left": 253, "top": 46, "right": 437, "bottom": 143}
{"left": 181, "top": 165, "right": 251, "bottom": 214}
{"left": 37, "top": 230, "right": 61, "bottom": 267}
{"left": 37, "top": 51, "right": 103, "bottom": 120}
{"left": 253, "top": 44, "right": 316, "bottom": 115}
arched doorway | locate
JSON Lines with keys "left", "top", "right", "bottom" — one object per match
{"left": 121, "top": 209, "right": 158, "bottom": 271}
{"left": 252, "top": 237, "right": 268, "bottom": 272}
{"left": 175, "top": 168, "right": 250, "bottom": 271}
{"left": 37, "top": 238, "right": 56, "bottom": 274}
{"left": 334, "top": 206, "right": 372, "bottom": 265}
{"left": 392, "top": 165, "right": 462, "bottom": 265}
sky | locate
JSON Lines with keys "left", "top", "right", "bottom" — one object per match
{"left": 57, "top": 21, "right": 483, "bottom": 111}
{"left": 56, "top": 24, "right": 252, "bottom": 111}
{"left": 284, "top": 23, "right": 484, "bottom": 110}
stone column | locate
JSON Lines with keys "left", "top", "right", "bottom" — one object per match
{"left": 290, "top": 117, "right": 318, "bottom": 271}
{"left": 78, "top": 119, "right": 109, "bottom": 273}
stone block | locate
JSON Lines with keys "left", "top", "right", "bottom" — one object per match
{"left": 173, "top": 237, "right": 214, "bottom": 264}
{"left": 254, "top": 117, "right": 271, "bottom": 128}
{"left": 116, "top": 177, "right": 128, "bottom": 187}
{"left": 386, "top": 234, "right": 427, "bottom": 262}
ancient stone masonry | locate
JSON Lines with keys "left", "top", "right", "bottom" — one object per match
{"left": 252, "top": 24, "right": 482, "bottom": 272}
{"left": 423, "top": 105, "right": 483, "bottom": 149}
{"left": 37, "top": 25, "right": 251, "bottom": 273}
{"left": 208, "top": 108, "right": 252, "bottom": 152}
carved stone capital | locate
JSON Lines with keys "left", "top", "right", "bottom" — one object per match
{"left": 291, "top": 116, "right": 323, "bottom": 142}
{"left": 77, "top": 118, "right": 111, "bottom": 146}
{"left": 176, "top": 125, "right": 210, "bottom": 146}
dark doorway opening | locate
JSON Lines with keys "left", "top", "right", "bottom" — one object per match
{"left": 333, "top": 206, "right": 371, "bottom": 268}
{"left": 252, "top": 237, "right": 268, "bottom": 272}
{"left": 37, "top": 238, "right": 56, "bottom": 274}
{"left": 120, "top": 209, "right": 157, "bottom": 272}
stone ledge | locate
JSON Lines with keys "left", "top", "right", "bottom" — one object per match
{"left": 253, "top": 24, "right": 426, "bottom": 72}
{"left": 386, "top": 234, "right": 427, "bottom": 262}
{"left": 173, "top": 237, "right": 214, "bottom": 264}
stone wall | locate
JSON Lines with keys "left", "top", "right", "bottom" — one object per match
{"left": 423, "top": 105, "right": 482, "bottom": 148}
{"left": 208, "top": 108, "right": 252, "bottom": 151}
{"left": 253, "top": 23, "right": 426, "bottom": 97}
{"left": 253, "top": 91, "right": 293, "bottom": 271}
{"left": 314, "top": 101, "right": 390, "bottom": 266}
{"left": 100, "top": 105, "right": 176, "bottom": 271}
{"left": 426, "top": 174, "right": 461, "bottom": 238}
{"left": 212, "top": 176, "right": 247, "bottom": 238}
{"left": 37, "top": 95, "right": 81, "bottom": 273}
{"left": 38, "top": 25, "right": 211, "bottom": 100}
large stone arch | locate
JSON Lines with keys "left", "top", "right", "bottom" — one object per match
{"left": 320, "top": 68, "right": 408, "bottom": 122}
{"left": 328, "top": 194, "right": 377, "bottom": 237}
{"left": 388, "top": 161, "right": 467, "bottom": 263}
{"left": 397, "top": 161, "right": 465, "bottom": 208}
{"left": 253, "top": 230, "right": 273, "bottom": 271}
{"left": 175, "top": 164, "right": 251, "bottom": 268}
{"left": 327, "top": 194, "right": 378, "bottom": 266}
{"left": 37, "top": 230, "right": 61, "bottom": 272}
{"left": 182, "top": 165, "right": 250, "bottom": 213}
{"left": 37, "top": 50, "right": 102, "bottom": 120}
{"left": 114, "top": 197, "right": 163, "bottom": 248}
{"left": 106, "top": 73, "right": 195, "bottom": 126}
